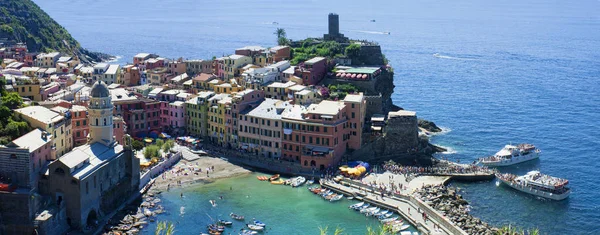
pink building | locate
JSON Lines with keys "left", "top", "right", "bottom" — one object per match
{"left": 228, "top": 89, "right": 265, "bottom": 147}
{"left": 297, "top": 57, "right": 327, "bottom": 85}
{"left": 0, "top": 128, "right": 53, "bottom": 190}
{"left": 213, "top": 58, "right": 226, "bottom": 79}
{"left": 113, "top": 116, "right": 126, "bottom": 145}
{"left": 70, "top": 105, "right": 89, "bottom": 146}
{"left": 343, "top": 93, "right": 366, "bottom": 151}
{"left": 280, "top": 99, "right": 363, "bottom": 170}
{"left": 168, "top": 101, "right": 186, "bottom": 129}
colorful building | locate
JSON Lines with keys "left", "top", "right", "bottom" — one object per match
{"left": 206, "top": 94, "right": 232, "bottom": 147}
{"left": 191, "top": 73, "right": 217, "bottom": 93}
{"left": 238, "top": 98, "right": 287, "bottom": 158}
{"left": 14, "top": 106, "right": 73, "bottom": 158}
{"left": 185, "top": 91, "right": 215, "bottom": 138}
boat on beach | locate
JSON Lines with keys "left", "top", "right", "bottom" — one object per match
{"left": 269, "top": 174, "right": 280, "bottom": 181}
{"left": 496, "top": 171, "right": 570, "bottom": 200}
{"left": 270, "top": 179, "right": 285, "bottom": 185}
{"left": 479, "top": 144, "right": 541, "bottom": 167}
{"left": 291, "top": 176, "right": 306, "bottom": 187}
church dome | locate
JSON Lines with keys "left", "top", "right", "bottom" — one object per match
{"left": 90, "top": 81, "right": 110, "bottom": 98}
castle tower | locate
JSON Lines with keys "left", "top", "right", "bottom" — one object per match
{"left": 324, "top": 13, "right": 348, "bottom": 42}
{"left": 328, "top": 13, "right": 340, "bottom": 36}
{"left": 87, "top": 81, "right": 115, "bottom": 146}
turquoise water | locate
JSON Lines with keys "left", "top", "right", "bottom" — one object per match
{"left": 142, "top": 173, "right": 415, "bottom": 234}
{"left": 33, "top": 0, "right": 600, "bottom": 234}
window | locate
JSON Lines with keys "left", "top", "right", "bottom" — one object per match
{"left": 352, "top": 112, "right": 355, "bottom": 118}
{"left": 76, "top": 121, "right": 80, "bottom": 126}
{"left": 324, "top": 127, "right": 328, "bottom": 132}
{"left": 83, "top": 120, "right": 86, "bottom": 126}
{"left": 10, "top": 154, "right": 17, "bottom": 159}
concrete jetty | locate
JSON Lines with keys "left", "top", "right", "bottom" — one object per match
{"left": 321, "top": 178, "right": 468, "bottom": 235}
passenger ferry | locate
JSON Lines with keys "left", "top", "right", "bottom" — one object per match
{"left": 496, "top": 171, "right": 570, "bottom": 200}
{"left": 479, "top": 144, "right": 541, "bottom": 167}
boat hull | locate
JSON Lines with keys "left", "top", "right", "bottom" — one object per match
{"left": 481, "top": 152, "right": 540, "bottom": 167}
{"left": 498, "top": 179, "right": 570, "bottom": 200}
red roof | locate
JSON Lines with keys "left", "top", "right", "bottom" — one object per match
{"left": 193, "top": 73, "right": 216, "bottom": 82}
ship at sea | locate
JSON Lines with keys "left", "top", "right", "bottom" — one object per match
{"left": 496, "top": 171, "right": 570, "bottom": 200}
{"left": 479, "top": 144, "right": 541, "bottom": 167}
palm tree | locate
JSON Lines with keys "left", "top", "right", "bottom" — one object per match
{"left": 274, "top": 28, "right": 286, "bottom": 39}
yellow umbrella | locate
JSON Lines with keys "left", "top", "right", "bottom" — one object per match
{"left": 144, "top": 138, "right": 153, "bottom": 143}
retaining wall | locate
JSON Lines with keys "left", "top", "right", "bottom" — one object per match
{"left": 139, "top": 152, "right": 182, "bottom": 190}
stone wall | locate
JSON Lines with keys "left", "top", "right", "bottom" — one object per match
{"left": 0, "top": 192, "right": 37, "bottom": 234}
{"left": 355, "top": 45, "right": 384, "bottom": 66}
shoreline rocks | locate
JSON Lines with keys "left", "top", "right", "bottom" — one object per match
{"left": 418, "top": 119, "right": 443, "bottom": 133}
{"left": 414, "top": 184, "right": 498, "bottom": 235}
{"left": 104, "top": 192, "right": 164, "bottom": 235}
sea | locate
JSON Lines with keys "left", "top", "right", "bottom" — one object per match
{"left": 32, "top": 0, "right": 600, "bottom": 234}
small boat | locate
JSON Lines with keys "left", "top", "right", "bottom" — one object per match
{"left": 269, "top": 174, "right": 280, "bottom": 181}
{"left": 380, "top": 217, "right": 398, "bottom": 223}
{"left": 247, "top": 224, "right": 264, "bottom": 231}
{"left": 355, "top": 203, "right": 370, "bottom": 211}
{"left": 230, "top": 213, "right": 245, "bottom": 220}
{"left": 306, "top": 180, "right": 314, "bottom": 185}
{"left": 400, "top": 232, "right": 412, "bottom": 235}
{"left": 378, "top": 212, "right": 394, "bottom": 219}
{"left": 239, "top": 229, "right": 258, "bottom": 235}
{"left": 291, "top": 176, "right": 306, "bottom": 187}
{"left": 366, "top": 207, "right": 381, "bottom": 216}
{"left": 349, "top": 202, "right": 364, "bottom": 209}
{"left": 399, "top": 225, "right": 410, "bottom": 231}
{"left": 210, "top": 200, "right": 217, "bottom": 207}
{"left": 329, "top": 194, "right": 343, "bottom": 201}
{"left": 207, "top": 224, "right": 225, "bottom": 232}
{"left": 253, "top": 220, "right": 266, "bottom": 227}
{"left": 256, "top": 176, "right": 269, "bottom": 181}
{"left": 346, "top": 196, "right": 354, "bottom": 200}
{"left": 270, "top": 179, "right": 285, "bottom": 185}
{"left": 370, "top": 19, "right": 376, "bottom": 22}
{"left": 284, "top": 179, "right": 291, "bottom": 185}
{"left": 374, "top": 209, "right": 389, "bottom": 217}
{"left": 360, "top": 206, "right": 377, "bottom": 214}
{"left": 217, "top": 219, "right": 233, "bottom": 226}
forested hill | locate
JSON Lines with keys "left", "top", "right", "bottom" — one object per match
{"left": 0, "top": 0, "right": 110, "bottom": 63}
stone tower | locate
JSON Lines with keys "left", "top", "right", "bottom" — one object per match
{"left": 87, "top": 81, "right": 115, "bottom": 146}
{"left": 328, "top": 13, "right": 340, "bottom": 36}
{"left": 324, "top": 13, "right": 348, "bottom": 42}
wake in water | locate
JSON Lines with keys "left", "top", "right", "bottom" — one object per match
{"left": 433, "top": 53, "right": 478, "bottom": 61}
{"left": 438, "top": 146, "right": 458, "bottom": 155}
{"left": 347, "top": 30, "right": 391, "bottom": 35}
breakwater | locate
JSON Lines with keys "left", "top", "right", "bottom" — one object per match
{"left": 415, "top": 185, "right": 497, "bottom": 235}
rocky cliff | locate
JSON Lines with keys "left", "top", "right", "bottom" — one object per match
{"left": 0, "top": 0, "right": 110, "bottom": 63}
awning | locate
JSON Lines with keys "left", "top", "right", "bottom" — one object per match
{"left": 144, "top": 138, "right": 153, "bottom": 143}
{"left": 371, "top": 126, "right": 382, "bottom": 131}
{"left": 321, "top": 115, "right": 334, "bottom": 119}
{"left": 159, "top": 133, "right": 171, "bottom": 138}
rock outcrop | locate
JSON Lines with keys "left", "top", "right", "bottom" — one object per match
{"left": 418, "top": 119, "right": 443, "bottom": 133}
{"left": 415, "top": 185, "right": 498, "bottom": 235}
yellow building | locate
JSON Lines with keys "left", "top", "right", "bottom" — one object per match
{"left": 14, "top": 106, "right": 73, "bottom": 158}
{"left": 206, "top": 94, "right": 232, "bottom": 147}
{"left": 214, "top": 80, "right": 243, "bottom": 94}
{"left": 14, "top": 79, "right": 42, "bottom": 101}
{"left": 185, "top": 91, "right": 215, "bottom": 138}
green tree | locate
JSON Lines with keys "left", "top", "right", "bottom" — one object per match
{"left": 0, "top": 76, "right": 6, "bottom": 95}
{"left": 143, "top": 145, "right": 160, "bottom": 160}
{"left": 274, "top": 28, "right": 286, "bottom": 39}
{"left": 274, "top": 28, "right": 289, "bottom": 46}
{"left": 162, "top": 139, "right": 175, "bottom": 153}
{"left": 345, "top": 43, "right": 361, "bottom": 60}
{"left": 1, "top": 92, "right": 23, "bottom": 109}
{"left": 131, "top": 140, "right": 144, "bottom": 151}
{"left": 156, "top": 139, "right": 165, "bottom": 148}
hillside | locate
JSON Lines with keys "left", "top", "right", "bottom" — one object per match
{"left": 0, "top": 0, "right": 110, "bottom": 63}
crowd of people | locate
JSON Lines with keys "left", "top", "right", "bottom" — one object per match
{"left": 382, "top": 161, "right": 495, "bottom": 177}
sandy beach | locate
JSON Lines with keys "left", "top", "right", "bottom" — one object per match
{"left": 149, "top": 156, "right": 252, "bottom": 193}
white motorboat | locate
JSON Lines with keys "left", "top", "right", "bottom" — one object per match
{"left": 291, "top": 176, "right": 307, "bottom": 187}
{"left": 306, "top": 180, "right": 314, "bottom": 185}
{"left": 253, "top": 220, "right": 266, "bottom": 227}
{"left": 380, "top": 216, "right": 398, "bottom": 223}
{"left": 496, "top": 171, "right": 570, "bottom": 200}
{"left": 355, "top": 203, "right": 370, "bottom": 211}
{"left": 365, "top": 207, "right": 381, "bottom": 216}
{"left": 240, "top": 229, "right": 258, "bottom": 235}
{"left": 373, "top": 209, "right": 388, "bottom": 217}
{"left": 400, "top": 232, "right": 412, "bottom": 235}
{"left": 329, "top": 194, "right": 343, "bottom": 201}
{"left": 360, "top": 206, "right": 377, "bottom": 214}
{"left": 479, "top": 144, "right": 541, "bottom": 167}
{"left": 247, "top": 224, "right": 264, "bottom": 231}
{"left": 349, "top": 202, "right": 364, "bottom": 209}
